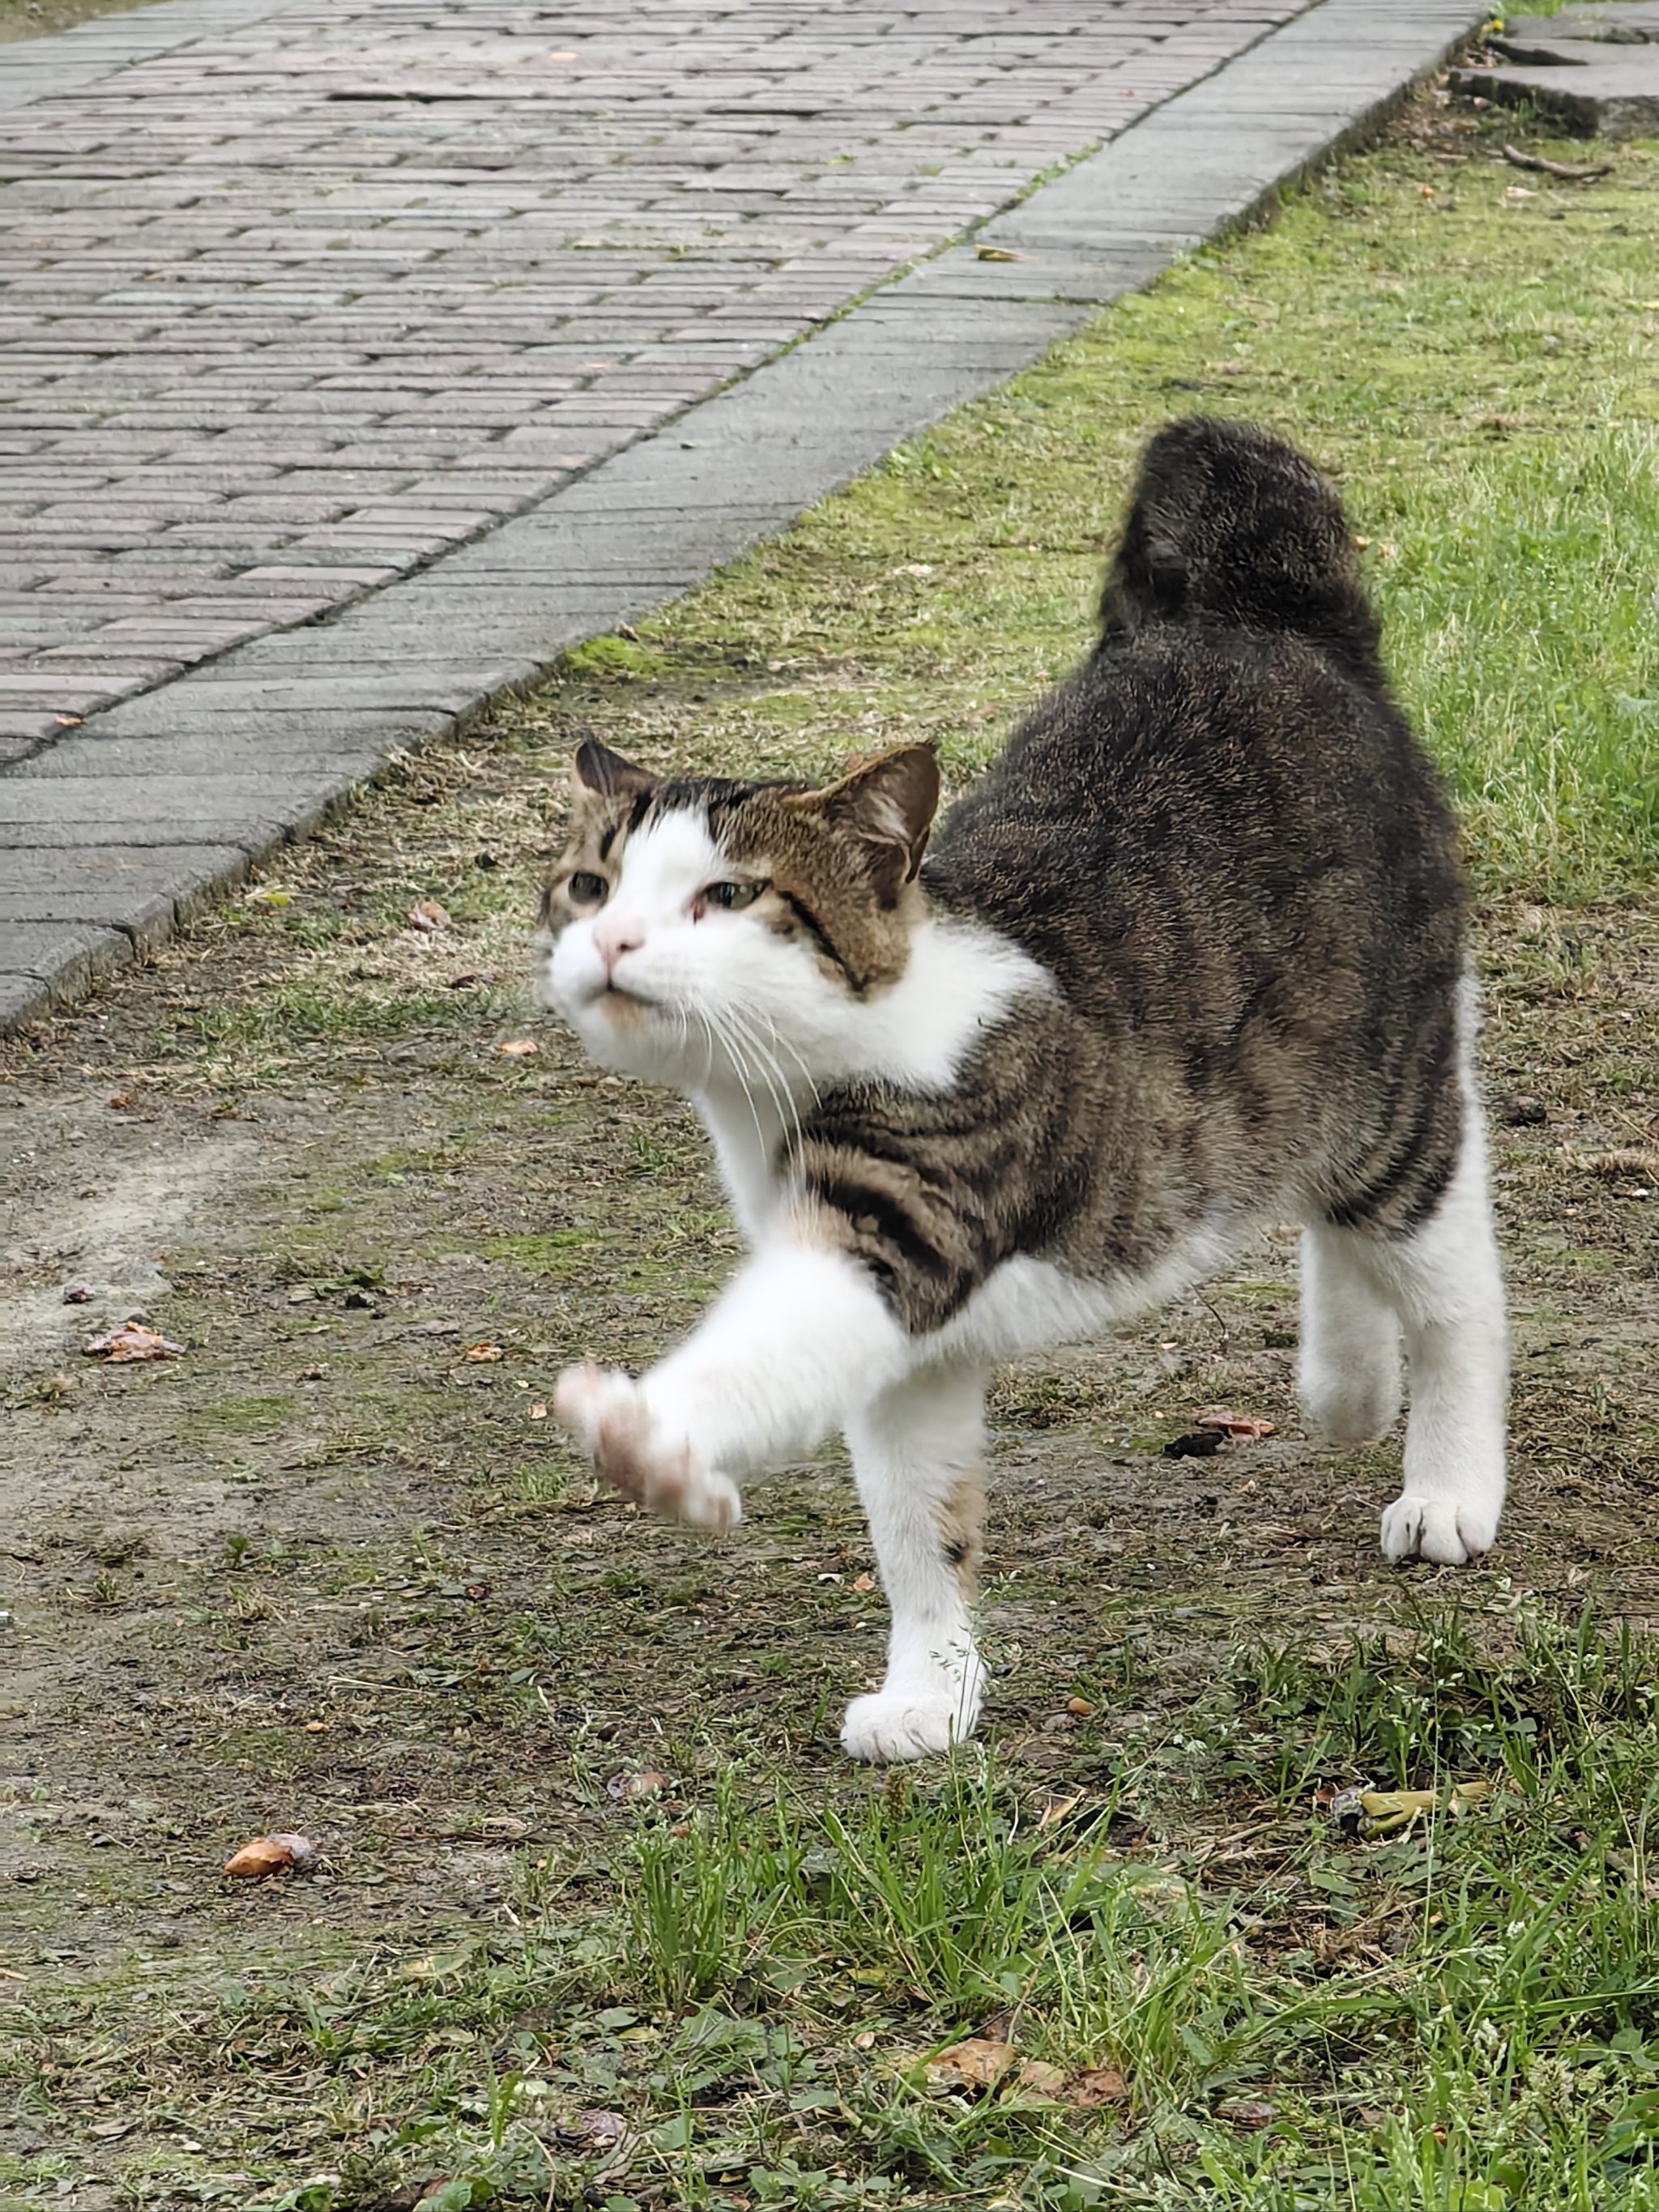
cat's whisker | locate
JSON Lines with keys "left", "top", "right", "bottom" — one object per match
{"left": 698, "top": 1000, "right": 773, "bottom": 1163}
{"left": 751, "top": 1006, "right": 821, "bottom": 1110}
{"left": 721, "top": 1002, "right": 804, "bottom": 1161}
{"left": 689, "top": 1001, "right": 728, "bottom": 1093}
{"left": 685, "top": 1002, "right": 717, "bottom": 1089}
{"left": 732, "top": 1016, "right": 800, "bottom": 1165}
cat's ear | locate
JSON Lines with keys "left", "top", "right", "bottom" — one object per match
{"left": 571, "top": 735, "right": 657, "bottom": 804}
{"left": 807, "top": 744, "right": 940, "bottom": 902}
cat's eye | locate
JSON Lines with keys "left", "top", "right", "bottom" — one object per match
{"left": 704, "top": 880, "right": 764, "bottom": 912}
{"left": 567, "top": 870, "right": 608, "bottom": 906}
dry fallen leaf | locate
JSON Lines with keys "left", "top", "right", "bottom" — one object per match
{"left": 529, "top": 1403, "right": 548, "bottom": 1419}
{"left": 1016, "top": 2060, "right": 1070, "bottom": 2099}
{"left": 497, "top": 1038, "right": 538, "bottom": 1057}
{"left": 407, "top": 898, "right": 452, "bottom": 931}
{"left": 463, "top": 1341, "right": 505, "bottom": 1364}
{"left": 1064, "top": 1695, "right": 1094, "bottom": 1718}
{"left": 83, "top": 1323, "right": 186, "bottom": 1362}
{"left": 607, "top": 1770, "right": 671, "bottom": 1801}
{"left": 1218, "top": 2097, "right": 1277, "bottom": 2129}
{"left": 851, "top": 1571, "right": 875, "bottom": 1592}
{"left": 976, "top": 245, "right": 1026, "bottom": 261}
{"left": 1194, "top": 1409, "right": 1276, "bottom": 1441}
{"left": 925, "top": 2038, "right": 1015, "bottom": 2093}
{"left": 1037, "top": 1791, "right": 1085, "bottom": 1831}
{"left": 224, "top": 1831, "right": 318, "bottom": 1879}
{"left": 1071, "top": 2065, "right": 1130, "bottom": 2108}
{"left": 1333, "top": 1779, "right": 1493, "bottom": 1839}
{"left": 569, "top": 2108, "right": 628, "bottom": 2151}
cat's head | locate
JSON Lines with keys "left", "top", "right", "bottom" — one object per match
{"left": 537, "top": 737, "right": 940, "bottom": 1089}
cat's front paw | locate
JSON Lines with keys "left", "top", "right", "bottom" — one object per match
{"left": 1380, "top": 1491, "right": 1496, "bottom": 1566}
{"left": 841, "top": 1689, "right": 979, "bottom": 1764}
{"left": 553, "top": 1363, "right": 741, "bottom": 1530}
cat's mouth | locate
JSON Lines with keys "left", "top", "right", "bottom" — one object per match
{"left": 591, "top": 981, "right": 655, "bottom": 1021}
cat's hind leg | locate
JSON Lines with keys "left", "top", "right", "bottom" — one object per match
{"left": 1298, "top": 1224, "right": 1403, "bottom": 1447}
{"left": 841, "top": 1362, "right": 988, "bottom": 1764}
{"left": 1369, "top": 1102, "right": 1508, "bottom": 1566}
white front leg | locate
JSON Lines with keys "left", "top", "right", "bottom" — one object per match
{"left": 841, "top": 1362, "right": 989, "bottom": 1764}
{"left": 556, "top": 1240, "right": 913, "bottom": 1526}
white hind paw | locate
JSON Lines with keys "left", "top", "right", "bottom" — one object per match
{"left": 1380, "top": 1492, "right": 1498, "bottom": 1566}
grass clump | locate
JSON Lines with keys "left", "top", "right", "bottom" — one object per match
{"left": 17, "top": 1605, "right": 1652, "bottom": 2211}
{"left": 592, "top": 1606, "right": 1659, "bottom": 2211}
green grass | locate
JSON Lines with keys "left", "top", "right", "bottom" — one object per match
{"left": 15, "top": 1604, "right": 1658, "bottom": 2210}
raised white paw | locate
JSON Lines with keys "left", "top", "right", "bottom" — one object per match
{"left": 841, "top": 1688, "right": 980, "bottom": 1765}
{"left": 553, "top": 1362, "right": 741, "bottom": 1530}
{"left": 1380, "top": 1492, "right": 1498, "bottom": 1566}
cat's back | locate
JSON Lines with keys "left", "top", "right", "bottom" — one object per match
{"left": 924, "top": 616, "right": 1463, "bottom": 1048}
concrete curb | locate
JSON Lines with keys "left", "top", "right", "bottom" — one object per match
{"left": 0, "top": 0, "right": 1489, "bottom": 1035}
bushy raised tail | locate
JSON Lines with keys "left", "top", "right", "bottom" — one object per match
{"left": 1097, "top": 417, "right": 1383, "bottom": 675}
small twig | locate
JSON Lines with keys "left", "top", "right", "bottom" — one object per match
{"left": 1195, "top": 1289, "right": 1232, "bottom": 1356}
{"left": 1502, "top": 143, "right": 1613, "bottom": 183}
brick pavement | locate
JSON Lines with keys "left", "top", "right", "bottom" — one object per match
{"left": 0, "top": 0, "right": 1489, "bottom": 1028}
{"left": 0, "top": 0, "right": 1303, "bottom": 748}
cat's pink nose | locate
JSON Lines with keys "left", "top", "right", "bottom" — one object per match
{"left": 593, "top": 914, "right": 645, "bottom": 975}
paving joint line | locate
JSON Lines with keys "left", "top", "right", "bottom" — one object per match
{"left": 0, "top": 0, "right": 1492, "bottom": 1036}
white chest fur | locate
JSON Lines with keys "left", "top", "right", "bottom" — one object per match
{"left": 692, "top": 912, "right": 1049, "bottom": 1243}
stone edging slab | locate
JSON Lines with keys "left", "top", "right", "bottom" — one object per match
{"left": 0, "top": 0, "right": 1491, "bottom": 1034}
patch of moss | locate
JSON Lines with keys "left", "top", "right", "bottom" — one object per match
{"left": 557, "top": 633, "right": 672, "bottom": 684}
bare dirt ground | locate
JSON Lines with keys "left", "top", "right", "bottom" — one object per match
{"left": 1, "top": 720, "right": 1656, "bottom": 2201}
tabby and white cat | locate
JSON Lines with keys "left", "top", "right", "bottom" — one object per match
{"left": 539, "top": 418, "right": 1508, "bottom": 1764}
